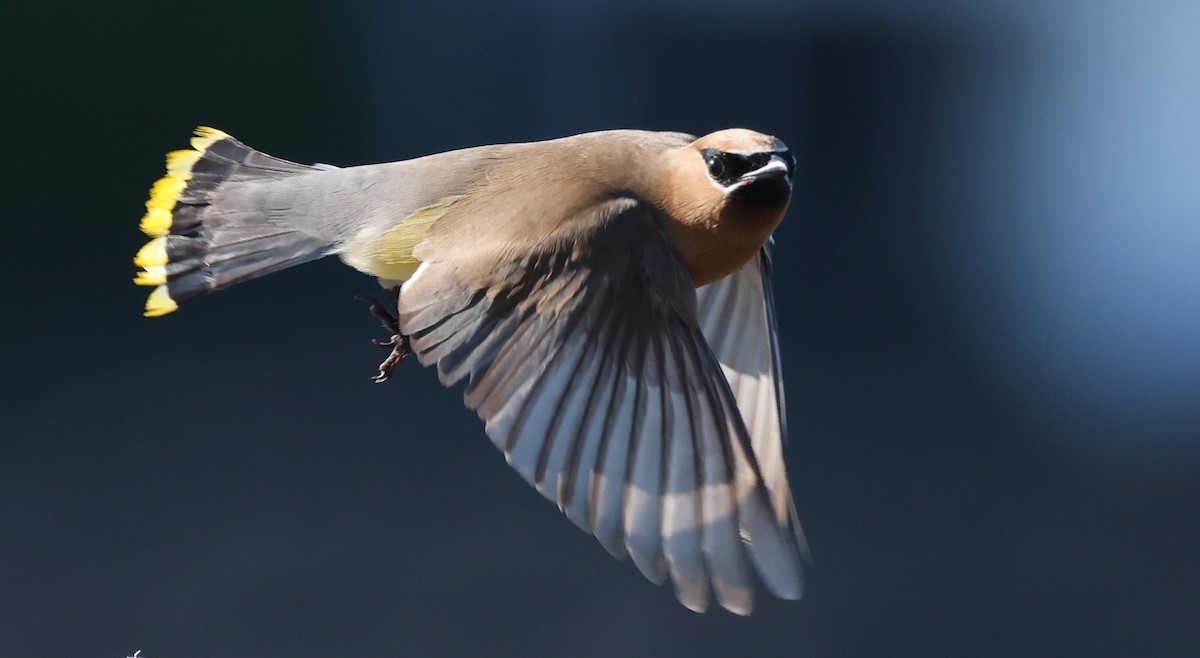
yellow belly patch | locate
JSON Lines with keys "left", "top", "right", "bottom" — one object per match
{"left": 343, "top": 196, "right": 462, "bottom": 281}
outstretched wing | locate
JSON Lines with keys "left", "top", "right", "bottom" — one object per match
{"left": 694, "top": 240, "right": 804, "bottom": 553}
{"left": 397, "top": 199, "right": 804, "bottom": 614}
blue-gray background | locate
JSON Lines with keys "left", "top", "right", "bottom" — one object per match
{"left": 3, "top": 1, "right": 1198, "bottom": 656}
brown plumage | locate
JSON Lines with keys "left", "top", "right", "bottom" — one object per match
{"left": 132, "top": 126, "right": 805, "bottom": 614}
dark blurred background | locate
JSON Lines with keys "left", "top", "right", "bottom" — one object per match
{"left": 3, "top": 1, "right": 1198, "bottom": 656}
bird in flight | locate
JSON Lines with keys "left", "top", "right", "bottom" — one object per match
{"left": 133, "top": 126, "right": 807, "bottom": 614}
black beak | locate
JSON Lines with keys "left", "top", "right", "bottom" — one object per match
{"left": 740, "top": 152, "right": 794, "bottom": 186}
{"left": 731, "top": 150, "right": 794, "bottom": 206}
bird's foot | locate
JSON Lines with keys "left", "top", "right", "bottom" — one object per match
{"left": 372, "top": 333, "right": 411, "bottom": 384}
{"left": 357, "top": 287, "right": 409, "bottom": 384}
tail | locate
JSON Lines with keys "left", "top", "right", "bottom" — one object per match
{"left": 133, "top": 127, "right": 336, "bottom": 316}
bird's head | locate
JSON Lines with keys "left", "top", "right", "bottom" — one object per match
{"left": 692, "top": 128, "right": 795, "bottom": 209}
{"left": 656, "top": 128, "right": 794, "bottom": 285}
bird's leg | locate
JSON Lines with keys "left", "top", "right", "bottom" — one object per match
{"left": 356, "top": 286, "right": 409, "bottom": 384}
{"left": 372, "top": 333, "right": 410, "bottom": 384}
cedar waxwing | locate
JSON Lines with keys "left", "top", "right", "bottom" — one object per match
{"left": 133, "top": 126, "right": 806, "bottom": 614}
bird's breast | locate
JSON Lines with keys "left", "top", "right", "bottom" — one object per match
{"left": 660, "top": 200, "right": 786, "bottom": 287}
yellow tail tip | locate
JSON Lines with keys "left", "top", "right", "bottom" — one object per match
{"left": 137, "top": 126, "right": 231, "bottom": 317}
{"left": 133, "top": 265, "right": 167, "bottom": 287}
{"left": 143, "top": 286, "right": 178, "bottom": 317}
{"left": 139, "top": 126, "right": 229, "bottom": 238}
{"left": 134, "top": 236, "right": 168, "bottom": 267}
{"left": 146, "top": 173, "right": 189, "bottom": 209}
{"left": 166, "top": 149, "right": 202, "bottom": 173}
{"left": 191, "top": 125, "right": 229, "bottom": 152}
{"left": 139, "top": 207, "right": 172, "bottom": 238}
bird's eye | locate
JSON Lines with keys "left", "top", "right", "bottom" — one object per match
{"left": 700, "top": 148, "right": 761, "bottom": 186}
{"left": 706, "top": 153, "right": 727, "bottom": 179}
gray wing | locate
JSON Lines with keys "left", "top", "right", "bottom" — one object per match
{"left": 397, "top": 199, "right": 804, "bottom": 614}
{"left": 694, "top": 240, "right": 808, "bottom": 557}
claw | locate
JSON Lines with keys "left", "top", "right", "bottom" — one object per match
{"left": 358, "top": 286, "right": 409, "bottom": 383}
{"left": 372, "top": 333, "right": 411, "bottom": 384}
